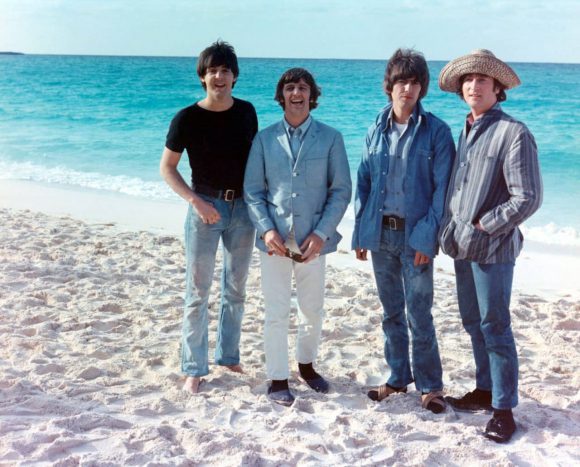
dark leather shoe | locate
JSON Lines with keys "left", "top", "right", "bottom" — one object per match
{"left": 484, "top": 413, "right": 516, "bottom": 443}
{"left": 302, "top": 375, "right": 329, "bottom": 393}
{"left": 267, "top": 385, "right": 295, "bottom": 406}
{"left": 445, "top": 389, "right": 492, "bottom": 412}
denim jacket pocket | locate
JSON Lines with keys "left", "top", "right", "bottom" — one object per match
{"left": 368, "top": 145, "right": 384, "bottom": 170}
{"left": 417, "top": 148, "right": 434, "bottom": 161}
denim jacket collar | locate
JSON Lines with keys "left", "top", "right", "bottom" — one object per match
{"left": 378, "top": 101, "right": 426, "bottom": 134}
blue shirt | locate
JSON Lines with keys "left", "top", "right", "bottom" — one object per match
{"left": 283, "top": 115, "right": 312, "bottom": 160}
{"left": 383, "top": 107, "right": 420, "bottom": 217}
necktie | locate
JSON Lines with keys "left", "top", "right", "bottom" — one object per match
{"left": 289, "top": 127, "right": 302, "bottom": 159}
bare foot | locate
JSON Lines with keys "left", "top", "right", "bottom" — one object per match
{"left": 225, "top": 364, "right": 244, "bottom": 374}
{"left": 182, "top": 376, "right": 202, "bottom": 394}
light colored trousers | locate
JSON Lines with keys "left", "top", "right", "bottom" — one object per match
{"left": 259, "top": 237, "right": 326, "bottom": 380}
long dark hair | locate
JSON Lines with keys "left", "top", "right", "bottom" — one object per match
{"left": 384, "top": 48, "right": 430, "bottom": 101}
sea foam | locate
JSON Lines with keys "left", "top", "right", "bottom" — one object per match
{"left": 2, "top": 159, "right": 579, "bottom": 248}
{"left": 521, "top": 223, "right": 580, "bottom": 247}
{"left": 0, "top": 160, "right": 174, "bottom": 201}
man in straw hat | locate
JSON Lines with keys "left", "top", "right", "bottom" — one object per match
{"left": 438, "top": 49, "right": 542, "bottom": 443}
{"left": 352, "top": 48, "right": 455, "bottom": 414}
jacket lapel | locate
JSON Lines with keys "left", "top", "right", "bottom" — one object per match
{"left": 276, "top": 122, "right": 293, "bottom": 162}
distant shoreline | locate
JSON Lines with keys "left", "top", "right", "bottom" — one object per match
{"left": 0, "top": 52, "right": 24, "bottom": 55}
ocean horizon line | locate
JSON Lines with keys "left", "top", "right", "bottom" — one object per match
{"left": 2, "top": 51, "right": 579, "bottom": 66}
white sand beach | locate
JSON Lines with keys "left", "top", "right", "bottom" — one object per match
{"left": 1, "top": 180, "right": 579, "bottom": 466}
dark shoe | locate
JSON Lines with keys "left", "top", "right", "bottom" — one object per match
{"left": 367, "top": 384, "right": 407, "bottom": 401}
{"left": 267, "top": 385, "right": 295, "bottom": 406}
{"left": 298, "top": 363, "right": 329, "bottom": 393}
{"left": 484, "top": 412, "right": 516, "bottom": 443}
{"left": 302, "top": 375, "right": 329, "bottom": 393}
{"left": 445, "top": 388, "right": 492, "bottom": 412}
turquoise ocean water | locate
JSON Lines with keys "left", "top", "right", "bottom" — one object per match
{"left": 0, "top": 55, "right": 579, "bottom": 245}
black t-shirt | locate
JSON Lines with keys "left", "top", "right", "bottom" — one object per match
{"left": 165, "top": 98, "right": 258, "bottom": 192}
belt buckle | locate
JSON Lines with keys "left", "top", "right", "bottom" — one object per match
{"left": 224, "top": 189, "right": 235, "bottom": 202}
{"left": 389, "top": 217, "right": 397, "bottom": 230}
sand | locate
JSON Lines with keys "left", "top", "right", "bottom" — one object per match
{"left": 0, "top": 202, "right": 579, "bottom": 466}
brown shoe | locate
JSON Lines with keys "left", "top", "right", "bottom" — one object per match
{"left": 367, "top": 384, "right": 407, "bottom": 401}
{"left": 421, "top": 391, "right": 446, "bottom": 414}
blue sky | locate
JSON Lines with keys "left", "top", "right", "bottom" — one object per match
{"left": 1, "top": 0, "right": 578, "bottom": 63}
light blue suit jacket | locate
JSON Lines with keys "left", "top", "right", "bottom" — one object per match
{"left": 244, "top": 118, "right": 352, "bottom": 255}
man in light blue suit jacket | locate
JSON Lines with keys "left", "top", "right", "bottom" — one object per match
{"left": 244, "top": 68, "right": 351, "bottom": 406}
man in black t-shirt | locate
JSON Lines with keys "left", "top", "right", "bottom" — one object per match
{"left": 160, "top": 40, "right": 258, "bottom": 394}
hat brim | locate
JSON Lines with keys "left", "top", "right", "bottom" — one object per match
{"left": 438, "top": 53, "right": 521, "bottom": 93}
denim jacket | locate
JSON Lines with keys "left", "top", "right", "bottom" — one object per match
{"left": 244, "top": 118, "right": 352, "bottom": 255}
{"left": 352, "top": 102, "right": 455, "bottom": 258}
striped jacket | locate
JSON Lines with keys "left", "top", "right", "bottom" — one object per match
{"left": 439, "top": 104, "right": 542, "bottom": 264}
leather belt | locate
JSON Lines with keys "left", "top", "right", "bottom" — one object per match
{"left": 193, "top": 184, "right": 240, "bottom": 202}
{"left": 382, "top": 215, "right": 405, "bottom": 231}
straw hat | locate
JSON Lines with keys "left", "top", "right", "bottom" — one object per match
{"left": 438, "top": 49, "right": 521, "bottom": 92}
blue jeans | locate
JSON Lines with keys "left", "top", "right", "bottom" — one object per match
{"left": 454, "top": 259, "right": 518, "bottom": 409}
{"left": 371, "top": 228, "right": 443, "bottom": 392}
{"left": 181, "top": 196, "right": 255, "bottom": 377}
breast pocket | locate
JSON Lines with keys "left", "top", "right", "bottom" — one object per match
{"left": 305, "top": 157, "right": 327, "bottom": 187}
{"left": 474, "top": 150, "right": 502, "bottom": 177}
{"left": 414, "top": 148, "right": 434, "bottom": 182}
{"left": 368, "top": 144, "right": 383, "bottom": 169}
{"left": 416, "top": 148, "right": 434, "bottom": 163}
{"left": 481, "top": 151, "right": 499, "bottom": 163}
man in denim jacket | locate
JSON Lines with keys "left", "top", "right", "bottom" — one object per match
{"left": 352, "top": 49, "right": 455, "bottom": 413}
{"left": 438, "top": 50, "right": 542, "bottom": 443}
{"left": 244, "top": 68, "right": 351, "bottom": 406}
